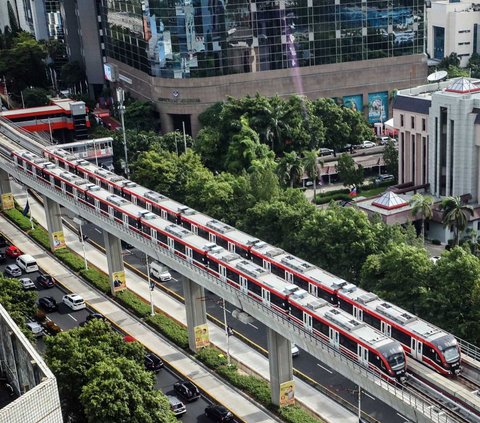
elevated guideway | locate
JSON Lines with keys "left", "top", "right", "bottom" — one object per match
{"left": 0, "top": 135, "right": 461, "bottom": 423}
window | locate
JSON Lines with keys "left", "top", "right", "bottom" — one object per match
{"left": 411, "top": 116, "right": 415, "bottom": 129}
{"left": 458, "top": 42, "right": 471, "bottom": 45}
{"left": 422, "top": 118, "right": 426, "bottom": 131}
{"left": 400, "top": 114, "right": 404, "bottom": 126}
{"left": 458, "top": 30, "right": 471, "bottom": 33}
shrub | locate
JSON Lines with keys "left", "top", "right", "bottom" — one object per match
{"left": 80, "top": 268, "right": 110, "bottom": 293}
{"left": 4, "top": 208, "right": 34, "bottom": 231}
{"left": 147, "top": 314, "right": 189, "bottom": 349}
{"left": 30, "top": 226, "right": 50, "bottom": 249}
{"left": 316, "top": 188, "right": 349, "bottom": 197}
{"left": 196, "top": 346, "right": 230, "bottom": 369}
{"left": 315, "top": 193, "right": 352, "bottom": 205}
{"left": 279, "top": 405, "right": 323, "bottom": 423}
{"left": 116, "top": 290, "right": 151, "bottom": 317}
{"left": 55, "top": 249, "right": 85, "bottom": 272}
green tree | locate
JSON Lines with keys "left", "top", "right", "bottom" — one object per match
{"left": 22, "top": 87, "right": 49, "bottom": 107}
{"left": 124, "top": 100, "right": 158, "bottom": 132}
{"left": 360, "top": 244, "right": 432, "bottom": 312}
{"left": 313, "top": 98, "right": 350, "bottom": 152}
{"left": 409, "top": 193, "right": 434, "bottom": 242}
{"left": 60, "top": 60, "right": 85, "bottom": 90}
{"left": 159, "top": 130, "right": 194, "bottom": 154}
{"left": 276, "top": 151, "right": 304, "bottom": 188}
{"left": 335, "top": 153, "right": 364, "bottom": 188}
{"left": 468, "top": 52, "right": 480, "bottom": 78}
{"left": 341, "top": 107, "right": 373, "bottom": 146}
{"left": 302, "top": 150, "right": 320, "bottom": 201}
{"left": 247, "top": 158, "right": 280, "bottom": 202}
{"left": 446, "top": 65, "right": 469, "bottom": 78}
{"left": 440, "top": 196, "right": 474, "bottom": 246}
{"left": 194, "top": 127, "right": 225, "bottom": 170}
{"left": 439, "top": 52, "right": 460, "bottom": 69}
{"left": 383, "top": 140, "right": 399, "bottom": 179}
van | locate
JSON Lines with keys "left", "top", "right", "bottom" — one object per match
{"left": 150, "top": 262, "right": 172, "bottom": 281}
{"left": 16, "top": 254, "right": 38, "bottom": 273}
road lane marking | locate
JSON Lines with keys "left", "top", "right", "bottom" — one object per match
{"left": 363, "top": 391, "right": 375, "bottom": 400}
{"left": 396, "top": 412, "right": 409, "bottom": 422}
{"left": 316, "top": 363, "right": 333, "bottom": 374}
{"left": 94, "top": 228, "right": 101, "bottom": 234}
{"left": 248, "top": 323, "right": 258, "bottom": 330}
{"left": 68, "top": 314, "right": 77, "bottom": 321}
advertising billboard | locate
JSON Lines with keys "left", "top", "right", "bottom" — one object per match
{"left": 279, "top": 380, "right": 295, "bottom": 406}
{"left": 112, "top": 270, "right": 127, "bottom": 292}
{"left": 104, "top": 63, "right": 118, "bottom": 82}
{"left": 194, "top": 323, "right": 210, "bottom": 349}
{"left": 368, "top": 91, "right": 389, "bottom": 123}
{"left": 343, "top": 94, "right": 363, "bottom": 112}
{"left": 52, "top": 231, "right": 66, "bottom": 251}
{"left": 1, "top": 193, "right": 14, "bottom": 210}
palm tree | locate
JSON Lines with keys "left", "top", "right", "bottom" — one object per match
{"left": 303, "top": 150, "right": 322, "bottom": 202}
{"left": 276, "top": 152, "right": 304, "bottom": 188}
{"left": 409, "top": 193, "right": 434, "bottom": 242}
{"left": 440, "top": 196, "right": 475, "bottom": 246}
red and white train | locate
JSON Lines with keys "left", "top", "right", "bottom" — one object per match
{"left": 12, "top": 148, "right": 407, "bottom": 382}
{"left": 42, "top": 147, "right": 461, "bottom": 376}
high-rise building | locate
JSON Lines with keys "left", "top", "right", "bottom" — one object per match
{"left": 99, "top": 0, "right": 428, "bottom": 134}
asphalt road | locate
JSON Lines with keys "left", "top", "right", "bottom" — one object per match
{"left": 0, "top": 242, "right": 227, "bottom": 423}
{"left": 69, "top": 217, "right": 410, "bottom": 423}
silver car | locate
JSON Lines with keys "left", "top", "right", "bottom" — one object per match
{"left": 167, "top": 396, "right": 186, "bottom": 416}
{"left": 5, "top": 264, "right": 22, "bottom": 277}
{"left": 19, "top": 278, "right": 35, "bottom": 290}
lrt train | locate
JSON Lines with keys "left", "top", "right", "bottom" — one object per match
{"left": 13, "top": 149, "right": 407, "bottom": 383}
{"left": 42, "top": 147, "right": 461, "bottom": 376}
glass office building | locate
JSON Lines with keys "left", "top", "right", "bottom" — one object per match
{"left": 100, "top": 0, "right": 425, "bottom": 79}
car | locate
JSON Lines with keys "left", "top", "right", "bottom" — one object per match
{"left": 36, "top": 274, "right": 55, "bottom": 288}
{"left": 62, "top": 294, "right": 86, "bottom": 311}
{"left": 377, "top": 136, "right": 392, "bottom": 145}
{"left": 291, "top": 343, "right": 300, "bottom": 357}
{"left": 374, "top": 174, "right": 395, "bottom": 185}
{"left": 19, "top": 277, "right": 35, "bottom": 290}
{"left": 0, "top": 252, "right": 6, "bottom": 264}
{"left": 319, "top": 147, "right": 334, "bottom": 156}
{"left": 26, "top": 321, "right": 44, "bottom": 337}
{"left": 0, "top": 235, "right": 7, "bottom": 247}
{"left": 5, "top": 264, "right": 22, "bottom": 277}
{"left": 204, "top": 404, "right": 234, "bottom": 422}
{"left": 80, "top": 312, "right": 106, "bottom": 326}
{"left": 5, "top": 245, "right": 22, "bottom": 258}
{"left": 121, "top": 240, "right": 134, "bottom": 249}
{"left": 150, "top": 262, "right": 172, "bottom": 282}
{"left": 167, "top": 396, "right": 186, "bottom": 416}
{"left": 38, "top": 296, "right": 58, "bottom": 312}
{"left": 144, "top": 352, "right": 164, "bottom": 372}
{"left": 360, "top": 140, "right": 376, "bottom": 148}
{"left": 430, "top": 256, "right": 441, "bottom": 264}
{"left": 173, "top": 380, "right": 200, "bottom": 401}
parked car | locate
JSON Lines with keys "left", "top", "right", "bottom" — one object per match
{"left": 36, "top": 274, "right": 55, "bottom": 288}
{"left": 361, "top": 140, "right": 376, "bottom": 149}
{"left": 204, "top": 404, "right": 234, "bottom": 422}
{"left": 5, "top": 245, "right": 22, "bottom": 258}
{"left": 0, "top": 252, "right": 6, "bottom": 264}
{"left": 0, "top": 234, "right": 7, "bottom": 247}
{"left": 144, "top": 353, "right": 164, "bottom": 372}
{"left": 291, "top": 343, "right": 300, "bottom": 357}
{"left": 374, "top": 174, "right": 395, "bottom": 185}
{"left": 19, "top": 277, "right": 35, "bottom": 290}
{"left": 26, "top": 321, "right": 44, "bottom": 337}
{"left": 377, "top": 136, "right": 392, "bottom": 145}
{"left": 38, "top": 296, "right": 58, "bottom": 312}
{"left": 173, "top": 380, "right": 200, "bottom": 401}
{"left": 5, "top": 264, "right": 22, "bottom": 277}
{"left": 80, "top": 313, "right": 106, "bottom": 326}
{"left": 167, "top": 396, "right": 186, "bottom": 416}
{"left": 62, "top": 294, "right": 86, "bottom": 311}
{"left": 319, "top": 147, "right": 334, "bottom": 156}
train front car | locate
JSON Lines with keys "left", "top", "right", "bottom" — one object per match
{"left": 377, "top": 341, "right": 407, "bottom": 383}
{"left": 430, "top": 334, "right": 461, "bottom": 375}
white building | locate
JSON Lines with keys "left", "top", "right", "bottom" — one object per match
{"left": 427, "top": 0, "right": 480, "bottom": 67}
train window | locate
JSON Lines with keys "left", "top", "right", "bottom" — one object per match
{"left": 422, "top": 345, "right": 436, "bottom": 362}
{"left": 236, "top": 246, "right": 248, "bottom": 258}
{"left": 101, "top": 202, "right": 109, "bottom": 213}
{"left": 313, "top": 319, "right": 329, "bottom": 336}
{"left": 197, "top": 227, "right": 208, "bottom": 239}
{"left": 123, "top": 192, "right": 132, "bottom": 201}
{"left": 339, "top": 334, "right": 357, "bottom": 353}
{"left": 289, "top": 304, "right": 303, "bottom": 320}
{"left": 251, "top": 254, "right": 263, "bottom": 266}
{"left": 363, "top": 311, "right": 381, "bottom": 330}
{"left": 270, "top": 264, "right": 284, "bottom": 278}
{"left": 114, "top": 187, "right": 122, "bottom": 196}
{"left": 208, "top": 260, "right": 219, "bottom": 273}
{"left": 270, "top": 293, "right": 286, "bottom": 310}
{"left": 227, "top": 269, "right": 239, "bottom": 284}
{"left": 65, "top": 184, "right": 73, "bottom": 194}
{"left": 54, "top": 178, "right": 61, "bottom": 188}
{"left": 248, "top": 280, "right": 261, "bottom": 296}
{"left": 390, "top": 326, "right": 410, "bottom": 346}
{"left": 339, "top": 299, "right": 353, "bottom": 314}
{"left": 293, "top": 274, "right": 308, "bottom": 291}
{"left": 182, "top": 221, "right": 192, "bottom": 231}
{"left": 192, "top": 250, "right": 204, "bottom": 263}
{"left": 128, "top": 216, "right": 138, "bottom": 228}
{"left": 167, "top": 213, "right": 176, "bottom": 223}
{"left": 216, "top": 236, "right": 228, "bottom": 249}
{"left": 136, "top": 198, "right": 145, "bottom": 208}
{"left": 174, "top": 240, "right": 185, "bottom": 254}
{"left": 156, "top": 231, "right": 167, "bottom": 245}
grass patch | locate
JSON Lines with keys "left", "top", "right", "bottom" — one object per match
{"left": 4, "top": 208, "right": 34, "bottom": 232}
{"left": 55, "top": 248, "right": 85, "bottom": 272}
{"left": 116, "top": 290, "right": 151, "bottom": 317}
{"left": 147, "top": 314, "right": 189, "bottom": 349}
{"left": 79, "top": 268, "right": 110, "bottom": 293}
{"left": 30, "top": 226, "right": 51, "bottom": 249}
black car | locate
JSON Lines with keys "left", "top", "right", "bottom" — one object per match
{"left": 0, "top": 235, "right": 7, "bottom": 248}
{"left": 204, "top": 404, "right": 234, "bottom": 422}
{"left": 144, "top": 353, "right": 164, "bottom": 372}
{"left": 38, "top": 296, "right": 58, "bottom": 312}
{"left": 0, "top": 252, "right": 6, "bottom": 264}
{"left": 173, "top": 380, "right": 200, "bottom": 402}
{"left": 80, "top": 313, "right": 106, "bottom": 327}
{"left": 37, "top": 274, "right": 55, "bottom": 288}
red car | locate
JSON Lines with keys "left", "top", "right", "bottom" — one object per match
{"left": 5, "top": 245, "right": 22, "bottom": 258}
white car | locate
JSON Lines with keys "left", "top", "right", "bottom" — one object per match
{"left": 62, "top": 294, "right": 86, "bottom": 311}
{"left": 26, "top": 322, "right": 44, "bottom": 337}
{"left": 19, "top": 278, "right": 35, "bottom": 290}
{"left": 291, "top": 343, "right": 300, "bottom": 357}
{"left": 150, "top": 262, "right": 172, "bottom": 282}
{"left": 361, "top": 140, "right": 376, "bottom": 148}
{"left": 5, "top": 264, "right": 22, "bottom": 277}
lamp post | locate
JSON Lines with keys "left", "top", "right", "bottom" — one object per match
{"left": 73, "top": 217, "right": 88, "bottom": 270}
{"left": 25, "top": 188, "right": 34, "bottom": 230}
{"left": 147, "top": 255, "right": 155, "bottom": 316}
{"left": 222, "top": 298, "right": 233, "bottom": 366}
{"left": 116, "top": 87, "right": 129, "bottom": 177}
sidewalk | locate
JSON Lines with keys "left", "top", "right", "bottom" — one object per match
{"left": 12, "top": 185, "right": 357, "bottom": 423}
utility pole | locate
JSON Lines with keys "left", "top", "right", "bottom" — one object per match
{"left": 117, "top": 88, "right": 129, "bottom": 177}
{"left": 147, "top": 255, "right": 155, "bottom": 316}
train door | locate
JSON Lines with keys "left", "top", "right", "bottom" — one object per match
{"left": 263, "top": 259, "right": 271, "bottom": 272}
{"left": 150, "top": 228, "right": 157, "bottom": 241}
{"left": 219, "top": 265, "right": 227, "bottom": 282}
{"left": 308, "top": 284, "right": 317, "bottom": 297}
{"left": 145, "top": 202, "right": 151, "bottom": 211}
{"left": 108, "top": 206, "right": 114, "bottom": 220}
{"left": 285, "top": 271, "right": 294, "bottom": 283}
{"left": 60, "top": 181, "right": 66, "bottom": 194}
{"left": 191, "top": 225, "right": 198, "bottom": 235}
{"left": 411, "top": 338, "right": 423, "bottom": 360}
{"left": 94, "top": 198, "right": 100, "bottom": 211}
{"left": 209, "top": 233, "right": 216, "bottom": 244}
{"left": 261, "top": 288, "right": 270, "bottom": 306}
{"left": 239, "top": 276, "right": 248, "bottom": 294}
{"left": 108, "top": 185, "right": 114, "bottom": 194}
{"left": 161, "top": 210, "right": 168, "bottom": 221}
{"left": 185, "top": 247, "right": 193, "bottom": 263}
{"left": 227, "top": 242, "right": 235, "bottom": 253}
{"left": 131, "top": 196, "right": 137, "bottom": 205}
{"left": 303, "top": 313, "right": 313, "bottom": 332}
{"left": 381, "top": 321, "right": 391, "bottom": 337}
{"left": 357, "top": 345, "right": 369, "bottom": 367}
{"left": 167, "top": 237, "right": 175, "bottom": 252}
{"left": 329, "top": 328, "right": 339, "bottom": 349}
{"left": 122, "top": 213, "right": 129, "bottom": 228}
{"left": 353, "top": 306, "right": 363, "bottom": 321}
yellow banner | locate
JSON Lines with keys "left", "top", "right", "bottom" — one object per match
{"left": 194, "top": 324, "right": 210, "bottom": 349}
{"left": 112, "top": 270, "right": 127, "bottom": 292}
{"left": 279, "top": 380, "right": 295, "bottom": 407}
{"left": 1, "top": 193, "right": 14, "bottom": 210}
{"left": 52, "top": 231, "right": 66, "bottom": 251}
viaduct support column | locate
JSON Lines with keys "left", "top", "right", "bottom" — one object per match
{"left": 268, "top": 328, "right": 294, "bottom": 407}
{"left": 0, "top": 168, "right": 13, "bottom": 211}
{"left": 103, "top": 231, "right": 126, "bottom": 296}
{"left": 182, "top": 278, "right": 208, "bottom": 353}
{"left": 43, "top": 195, "right": 65, "bottom": 252}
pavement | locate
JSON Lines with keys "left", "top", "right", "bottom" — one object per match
{"left": 9, "top": 185, "right": 358, "bottom": 423}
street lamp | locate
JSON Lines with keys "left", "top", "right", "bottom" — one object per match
{"left": 73, "top": 217, "right": 88, "bottom": 270}
{"left": 222, "top": 298, "right": 234, "bottom": 366}
{"left": 116, "top": 87, "right": 129, "bottom": 177}
{"left": 146, "top": 254, "right": 155, "bottom": 316}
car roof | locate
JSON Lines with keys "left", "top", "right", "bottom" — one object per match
{"left": 67, "top": 294, "right": 83, "bottom": 300}
{"left": 7, "top": 264, "right": 19, "bottom": 268}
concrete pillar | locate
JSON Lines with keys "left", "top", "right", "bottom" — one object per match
{"left": 182, "top": 278, "right": 208, "bottom": 353}
{"left": 267, "top": 328, "right": 294, "bottom": 407}
{"left": 0, "top": 168, "right": 13, "bottom": 210}
{"left": 103, "top": 231, "right": 126, "bottom": 295}
{"left": 43, "top": 195, "right": 65, "bottom": 252}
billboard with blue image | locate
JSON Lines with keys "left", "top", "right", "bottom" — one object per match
{"left": 368, "top": 91, "right": 388, "bottom": 123}
{"left": 343, "top": 94, "right": 363, "bottom": 113}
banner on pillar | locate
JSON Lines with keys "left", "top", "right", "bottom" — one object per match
{"left": 194, "top": 324, "right": 210, "bottom": 349}
{"left": 279, "top": 380, "right": 295, "bottom": 407}
{"left": 112, "top": 270, "right": 127, "bottom": 292}
{"left": 52, "top": 231, "right": 66, "bottom": 251}
{"left": 1, "top": 193, "right": 14, "bottom": 210}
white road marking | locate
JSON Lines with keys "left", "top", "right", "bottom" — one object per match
{"left": 363, "top": 391, "right": 375, "bottom": 400}
{"left": 396, "top": 412, "right": 409, "bottom": 422}
{"left": 94, "top": 228, "right": 101, "bottom": 234}
{"left": 68, "top": 314, "right": 77, "bottom": 322}
{"left": 248, "top": 323, "right": 258, "bottom": 330}
{"left": 316, "top": 363, "right": 333, "bottom": 374}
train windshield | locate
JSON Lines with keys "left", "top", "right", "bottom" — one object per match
{"left": 435, "top": 335, "right": 459, "bottom": 363}
{"left": 387, "top": 353, "right": 405, "bottom": 369}
{"left": 442, "top": 346, "right": 459, "bottom": 363}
